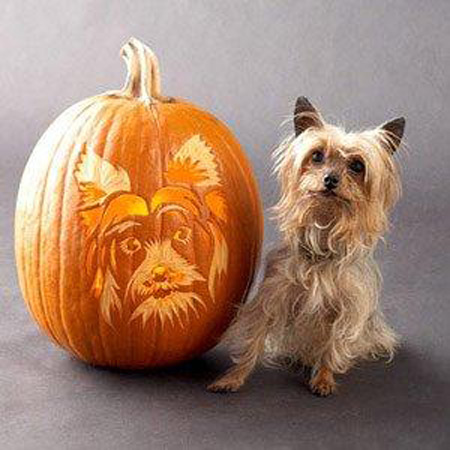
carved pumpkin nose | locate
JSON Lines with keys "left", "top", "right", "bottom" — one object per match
{"left": 152, "top": 264, "right": 168, "bottom": 282}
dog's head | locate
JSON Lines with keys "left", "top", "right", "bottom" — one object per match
{"left": 273, "top": 97, "right": 404, "bottom": 252}
{"left": 75, "top": 135, "right": 229, "bottom": 328}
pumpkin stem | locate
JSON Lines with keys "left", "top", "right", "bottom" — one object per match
{"left": 120, "top": 37, "right": 173, "bottom": 104}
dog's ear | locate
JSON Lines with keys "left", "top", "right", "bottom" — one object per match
{"left": 294, "top": 96, "right": 324, "bottom": 136}
{"left": 379, "top": 117, "right": 405, "bottom": 153}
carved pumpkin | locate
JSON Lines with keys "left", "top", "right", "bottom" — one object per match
{"left": 15, "top": 38, "right": 263, "bottom": 368}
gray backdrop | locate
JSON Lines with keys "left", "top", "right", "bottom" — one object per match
{"left": 1, "top": 1, "right": 449, "bottom": 449}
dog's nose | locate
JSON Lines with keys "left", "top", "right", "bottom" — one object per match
{"left": 323, "top": 173, "right": 340, "bottom": 190}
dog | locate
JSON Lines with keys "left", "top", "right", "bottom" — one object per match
{"left": 208, "top": 97, "right": 405, "bottom": 396}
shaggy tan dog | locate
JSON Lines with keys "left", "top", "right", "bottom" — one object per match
{"left": 209, "top": 97, "right": 405, "bottom": 396}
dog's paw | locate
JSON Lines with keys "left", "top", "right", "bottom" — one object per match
{"left": 207, "top": 375, "right": 244, "bottom": 393}
{"left": 309, "top": 378, "right": 336, "bottom": 397}
{"left": 309, "top": 369, "right": 336, "bottom": 397}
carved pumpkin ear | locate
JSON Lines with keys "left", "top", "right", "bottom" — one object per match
{"left": 379, "top": 117, "right": 405, "bottom": 153}
{"left": 294, "top": 96, "right": 324, "bottom": 136}
{"left": 166, "top": 135, "right": 220, "bottom": 187}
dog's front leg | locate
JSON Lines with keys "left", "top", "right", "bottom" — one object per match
{"left": 208, "top": 247, "right": 288, "bottom": 393}
{"left": 207, "top": 284, "right": 273, "bottom": 393}
{"left": 207, "top": 330, "right": 266, "bottom": 393}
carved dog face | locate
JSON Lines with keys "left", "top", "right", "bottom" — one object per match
{"left": 75, "top": 135, "right": 229, "bottom": 328}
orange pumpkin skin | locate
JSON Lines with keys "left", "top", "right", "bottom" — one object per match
{"left": 15, "top": 38, "right": 263, "bottom": 368}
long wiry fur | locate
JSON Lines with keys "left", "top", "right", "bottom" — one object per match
{"left": 209, "top": 105, "right": 404, "bottom": 396}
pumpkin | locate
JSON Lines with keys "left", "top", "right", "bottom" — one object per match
{"left": 15, "top": 38, "right": 263, "bottom": 368}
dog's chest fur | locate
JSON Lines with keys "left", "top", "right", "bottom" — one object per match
{"left": 263, "top": 240, "right": 384, "bottom": 371}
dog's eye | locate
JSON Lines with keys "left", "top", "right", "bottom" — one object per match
{"left": 311, "top": 150, "right": 325, "bottom": 164}
{"left": 120, "top": 237, "right": 142, "bottom": 255}
{"left": 348, "top": 159, "right": 365, "bottom": 174}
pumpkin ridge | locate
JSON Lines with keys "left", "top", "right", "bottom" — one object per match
{"left": 150, "top": 104, "right": 167, "bottom": 366}
{"left": 36, "top": 99, "right": 100, "bottom": 348}
{"left": 113, "top": 102, "right": 152, "bottom": 366}
{"left": 17, "top": 113, "right": 67, "bottom": 343}
{"left": 216, "top": 121, "right": 262, "bottom": 303}
{"left": 174, "top": 106, "right": 226, "bottom": 356}
{"left": 56, "top": 105, "right": 112, "bottom": 356}
{"left": 91, "top": 101, "right": 133, "bottom": 365}
{"left": 94, "top": 103, "right": 131, "bottom": 365}
{"left": 61, "top": 101, "right": 125, "bottom": 362}
{"left": 94, "top": 101, "right": 139, "bottom": 364}
{"left": 173, "top": 108, "right": 206, "bottom": 357}
{"left": 165, "top": 108, "right": 207, "bottom": 361}
{"left": 131, "top": 105, "right": 151, "bottom": 366}
{"left": 17, "top": 101, "right": 93, "bottom": 344}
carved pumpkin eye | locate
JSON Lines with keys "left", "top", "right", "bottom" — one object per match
{"left": 119, "top": 237, "right": 142, "bottom": 255}
{"left": 172, "top": 226, "right": 192, "bottom": 245}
